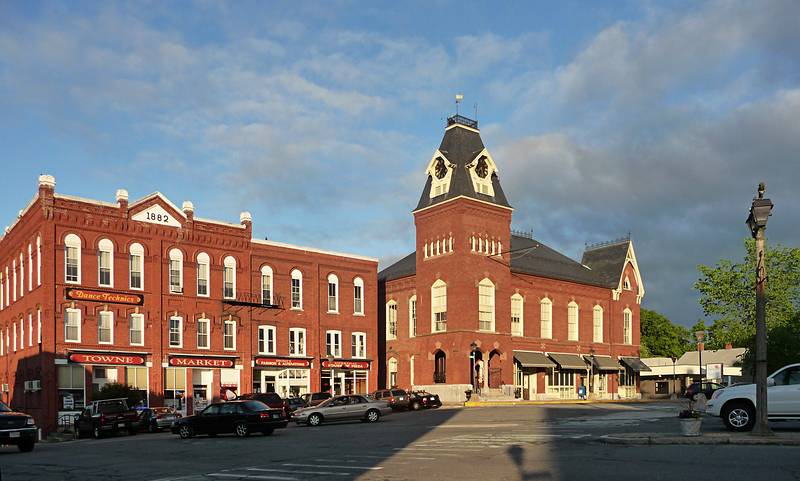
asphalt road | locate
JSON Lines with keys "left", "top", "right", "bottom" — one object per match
{"left": 1, "top": 403, "right": 799, "bottom": 481}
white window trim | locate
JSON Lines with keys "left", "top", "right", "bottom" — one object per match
{"left": 28, "top": 313, "right": 33, "bottom": 347}
{"left": 290, "top": 269, "right": 303, "bottom": 310}
{"left": 196, "top": 318, "right": 210, "bottom": 349}
{"left": 97, "top": 310, "right": 114, "bottom": 345}
{"left": 353, "top": 277, "right": 364, "bottom": 316}
{"left": 567, "top": 301, "right": 579, "bottom": 341}
{"left": 196, "top": 252, "right": 210, "bottom": 298}
{"left": 65, "top": 307, "right": 81, "bottom": 343}
{"left": 129, "top": 243, "right": 144, "bottom": 291}
{"left": 352, "top": 331, "right": 366, "bottom": 359}
{"left": 65, "top": 234, "right": 82, "bottom": 285}
{"left": 540, "top": 298, "right": 552, "bottom": 339}
{"left": 260, "top": 265, "right": 273, "bottom": 305}
{"left": 36, "top": 236, "right": 41, "bottom": 287}
{"left": 27, "top": 244, "right": 33, "bottom": 292}
{"left": 623, "top": 308, "right": 633, "bottom": 345}
{"left": 289, "top": 327, "right": 306, "bottom": 356}
{"left": 511, "top": 293, "right": 524, "bottom": 337}
{"left": 97, "top": 239, "right": 114, "bottom": 288}
{"left": 386, "top": 301, "right": 397, "bottom": 340}
{"left": 169, "top": 316, "right": 183, "bottom": 348}
{"left": 168, "top": 249, "right": 183, "bottom": 294}
{"left": 327, "top": 273, "right": 339, "bottom": 314}
{"left": 431, "top": 280, "right": 447, "bottom": 333}
{"left": 19, "top": 254, "right": 23, "bottom": 297}
{"left": 223, "top": 319, "right": 236, "bottom": 350}
{"left": 409, "top": 295, "right": 417, "bottom": 338}
{"left": 478, "top": 278, "right": 495, "bottom": 332}
{"left": 258, "top": 325, "right": 276, "bottom": 355}
{"left": 326, "top": 329, "right": 342, "bottom": 358}
{"left": 223, "top": 256, "right": 236, "bottom": 300}
{"left": 37, "top": 308, "right": 41, "bottom": 345}
{"left": 593, "top": 305, "right": 604, "bottom": 343}
{"left": 129, "top": 313, "right": 145, "bottom": 347}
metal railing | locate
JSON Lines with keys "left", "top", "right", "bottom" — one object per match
{"left": 446, "top": 115, "right": 478, "bottom": 129}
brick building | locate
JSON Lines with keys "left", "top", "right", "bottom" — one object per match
{"left": 378, "top": 115, "right": 647, "bottom": 402}
{"left": 0, "top": 175, "right": 377, "bottom": 434}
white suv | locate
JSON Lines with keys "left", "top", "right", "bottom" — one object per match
{"left": 707, "top": 363, "right": 800, "bottom": 431}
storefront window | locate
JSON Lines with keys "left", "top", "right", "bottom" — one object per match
{"left": 57, "top": 365, "right": 85, "bottom": 410}
{"left": 164, "top": 367, "right": 186, "bottom": 412}
{"left": 321, "top": 370, "right": 367, "bottom": 396}
{"left": 126, "top": 366, "right": 148, "bottom": 406}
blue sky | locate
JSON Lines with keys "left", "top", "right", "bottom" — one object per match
{"left": 1, "top": 0, "right": 798, "bottom": 326}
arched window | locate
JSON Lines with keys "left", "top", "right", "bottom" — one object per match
{"left": 593, "top": 305, "right": 604, "bottom": 343}
{"left": 27, "top": 244, "right": 32, "bottom": 292}
{"left": 97, "top": 239, "right": 114, "bottom": 287}
{"left": 353, "top": 277, "right": 364, "bottom": 315}
{"left": 64, "top": 234, "right": 82, "bottom": 284}
{"left": 223, "top": 256, "right": 236, "bottom": 299}
{"left": 36, "top": 236, "right": 41, "bottom": 286}
{"left": 196, "top": 252, "right": 210, "bottom": 297}
{"left": 129, "top": 243, "right": 144, "bottom": 290}
{"left": 290, "top": 269, "right": 303, "bottom": 309}
{"left": 327, "top": 273, "right": 339, "bottom": 313}
{"left": 540, "top": 298, "right": 552, "bottom": 339}
{"left": 511, "top": 293, "right": 524, "bottom": 336}
{"left": 386, "top": 301, "right": 397, "bottom": 340}
{"left": 388, "top": 357, "right": 398, "bottom": 387}
{"left": 431, "top": 280, "right": 447, "bottom": 332}
{"left": 408, "top": 295, "right": 417, "bottom": 338}
{"left": 168, "top": 248, "right": 183, "bottom": 294}
{"left": 19, "top": 253, "right": 23, "bottom": 297}
{"left": 623, "top": 308, "right": 633, "bottom": 345}
{"left": 478, "top": 278, "right": 495, "bottom": 331}
{"left": 260, "top": 265, "right": 273, "bottom": 305}
{"left": 567, "top": 301, "right": 579, "bottom": 341}
{"left": 434, "top": 350, "right": 446, "bottom": 383}
{"left": 623, "top": 276, "right": 631, "bottom": 290}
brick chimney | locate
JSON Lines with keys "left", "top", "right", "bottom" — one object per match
{"left": 240, "top": 211, "right": 252, "bottom": 233}
{"left": 116, "top": 189, "right": 129, "bottom": 212}
{"left": 38, "top": 174, "right": 56, "bottom": 220}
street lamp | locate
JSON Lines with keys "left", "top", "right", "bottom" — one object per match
{"left": 746, "top": 182, "right": 773, "bottom": 436}
{"left": 326, "top": 354, "right": 336, "bottom": 396}
{"left": 670, "top": 357, "right": 677, "bottom": 400}
{"left": 469, "top": 342, "right": 478, "bottom": 390}
{"left": 694, "top": 330, "right": 705, "bottom": 397}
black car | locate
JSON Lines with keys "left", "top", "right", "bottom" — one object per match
{"left": 685, "top": 381, "right": 725, "bottom": 400}
{"left": 236, "top": 392, "right": 289, "bottom": 418}
{"left": 137, "top": 407, "right": 181, "bottom": 432}
{"left": 409, "top": 391, "right": 442, "bottom": 410}
{"left": 0, "top": 401, "right": 37, "bottom": 452}
{"left": 171, "top": 400, "right": 287, "bottom": 439}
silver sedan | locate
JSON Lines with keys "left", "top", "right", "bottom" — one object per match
{"left": 291, "top": 395, "right": 391, "bottom": 426}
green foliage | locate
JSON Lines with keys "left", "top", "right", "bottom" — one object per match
{"left": 639, "top": 308, "right": 690, "bottom": 358}
{"left": 741, "top": 313, "right": 800, "bottom": 373}
{"left": 93, "top": 382, "right": 144, "bottom": 407}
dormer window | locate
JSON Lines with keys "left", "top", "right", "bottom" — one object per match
{"left": 468, "top": 152, "right": 496, "bottom": 196}
{"left": 623, "top": 276, "right": 631, "bottom": 290}
{"left": 428, "top": 153, "right": 453, "bottom": 198}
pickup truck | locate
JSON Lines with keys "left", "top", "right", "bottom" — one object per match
{"left": 707, "top": 363, "right": 800, "bottom": 431}
{"left": 75, "top": 398, "right": 140, "bottom": 438}
{"left": 0, "top": 401, "right": 37, "bottom": 452}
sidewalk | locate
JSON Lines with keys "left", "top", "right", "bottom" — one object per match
{"left": 599, "top": 431, "right": 800, "bottom": 446}
{"left": 464, "top": 398, "right": 675, "bottom": 407}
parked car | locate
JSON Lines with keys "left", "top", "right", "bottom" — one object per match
{"left": 301, "top": 392, "right": 332, "bottom": 407}
{"left": 285, "top": 397, "right": 308, "bottom": 414}
{"left": 138, "top": 407, "right": 181, "bottom": 433}
{"left": 237, "top": 393, "right": 289, "bottom": 418}
{"left": 684, "top": 382, "right": 725, "bottom": 401}
{"left": 291, "top": 395, "right": 392, "bottom": 426}
{"left": 371, "top": 389, "right": 411, "bottom": 410}
{"left": 409, "top": 391, "right": 442, "bottom": 410}
{"left": 75, "top": 398, "right": 140, "bottom": 438}
{"left": 171, "top": 400, "right": 287, "bottom": 439}
{"left": 0, "top": 401, "right": 37, "bottom": 452}
{"left": 707, "top": 363, "right": 800, "bottom": 431}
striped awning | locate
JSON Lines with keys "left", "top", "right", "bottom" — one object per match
{"left": 547, "top": 353, "right": 588, "bottom": 370}
{"left": 514, "top": 351, "right": 555, "bottom": 369}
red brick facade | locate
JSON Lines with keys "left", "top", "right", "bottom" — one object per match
{"left": 0, "top": 176, "right": 377, "bottom": 434}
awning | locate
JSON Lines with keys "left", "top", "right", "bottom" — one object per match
{"left": 547, "top": 353, "right": 588, "bottom": 370}
{"left": 586, "top": 355, "right": 622, "bottom": 371}
{"left": 514, "top": 351, "right": 555, "bottom": 369}
{"left": 620, "top": 357, "right": 652, "bottom": 372}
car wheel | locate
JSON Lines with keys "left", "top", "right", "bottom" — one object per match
{"left": 307, "top": 413, "right": 323, "bottom": 426}
{"left": 17, "top": 440, "right": 35, "bottom": 452}
{"left": 410, "top": 401, "right": 421, "bottom": 411}
{"left": 723, "top": 402, "right": 755, "bottom": 432}
{"left": 365, "top": 409, "right": 380, "bottom": 423}
{"left": 235, "top": 422, "right": 250, "bottom": 438}
{"left": 93, "top": 426, "right": 102, "bottom": 439}
{"left": 178, "top": 425, "right": 194, "bottom": 439}
{"left": 262, "top": 428, "right": 274, "bottom": 436}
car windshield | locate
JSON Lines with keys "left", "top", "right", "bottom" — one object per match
{"left": 242, "top": 400, "right": 269, "bottom": 411}
{"left": 0, "top": 402, "right": 12, "bottom": 412}
{"left": 316, "top": 398, "right": 334, "bottom": 407}
{"left": 98, "top": 401, "right": 126, "bottom": 413}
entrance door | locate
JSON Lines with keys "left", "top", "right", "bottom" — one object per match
{"left": 192, "top": 369, "right": 212, "bottom": 413}
{"left": 261, "top": 372, "right": 277, "bottom": 394}
{"left": 488, "top": 350, "right": 502, "bottom": 389}
{"left": 434, "top": 350, "right": 446, "bottom": 384}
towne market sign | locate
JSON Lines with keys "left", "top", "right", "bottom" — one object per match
{"left": 65, "top": 288, "right": 144, "bottom": 306}
{"left": 69, "top": 353, "right": 145, "bottom": 365}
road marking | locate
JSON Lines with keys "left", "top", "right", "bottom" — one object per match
{"left": 248, "top": 467, "right": 349, "bottom": 476}
{"left": 346, "top": 454, "right": 437, "bottom": 460}
{"left": 434, "top": 423, "right": 520, "bottom": 428}
{"left": 314, "top": 458, "right": 410, "bottom": 465}
{"left": 282, "top": 463, "right": 383, "bottom": 471}
{"left": 209, "top": 474, "right": 297, "bottom": 480}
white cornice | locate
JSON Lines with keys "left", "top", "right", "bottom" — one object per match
{"left": 412, "top": 194, "right": 513, "bottom": 215}
{"left": 445, "top": 122, "right": 480, "bottom": 134}
{"left": 252, "top": 238, "right": 378, "bottom": 263}
{"left": 129, "top": 192, "right": 187, "bottom": 219}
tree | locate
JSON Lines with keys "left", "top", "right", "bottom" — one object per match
{"left": 639, "top": 308, "right": 690, "bottom": 358}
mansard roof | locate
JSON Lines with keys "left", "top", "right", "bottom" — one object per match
{"left": 580, "top": 240, "right": 632, "bottom": 289}
{"left": 414, "top": 117, "right": 511, "bottom": 212}
{"left": 377, "top": 251, "right": 416, "bottom": 282}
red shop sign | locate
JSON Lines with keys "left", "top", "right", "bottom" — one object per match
{"left": 69, "top": 353, "right": 145, "bottom": 366}
{"left": 65, "top": 288, "right": 144, "bottom": 306}
{"left": 321, "top": 360, "right": 370, "bottom": 370}
{"left": 255, "top": 358, "right": 311, "bottom": 368}
{"left": 169, "top": 357, "right": 234, "bottom": 368}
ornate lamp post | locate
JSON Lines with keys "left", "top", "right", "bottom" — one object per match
{"left": 746, "top": 182, "right": 774, "bottom": 436}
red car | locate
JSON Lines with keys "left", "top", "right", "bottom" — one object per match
{"left": 236, "top": 393, "right": 288, "bottom": 418}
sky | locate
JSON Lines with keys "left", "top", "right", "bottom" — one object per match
{"left": 1, "top": 0, "right": 798, "bottom": 327}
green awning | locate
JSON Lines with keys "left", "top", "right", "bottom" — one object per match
{"left": 586, "top": 355, "right": 622, "bottom": 371}
{"left": 514, "top": 351, "right": 555, "bottom": 369}
{"left": 620, "top": 357, "right": 651, "bottom": 372}
{"left": 547, "top": 353, "right": 588, "bottom": 370}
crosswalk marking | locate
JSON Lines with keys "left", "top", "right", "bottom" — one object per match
{"left": 282, "top": 463, "right": 383, "bottom": 471}
{"left": 248, "top": 467, "right": 350, "bottom": 476}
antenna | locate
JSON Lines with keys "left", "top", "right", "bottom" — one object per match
{"left": 474, "top": 102, "right": 478, "bottom": 121}
{"left": 455, "top": 93, "right": 463, "bottom": 115}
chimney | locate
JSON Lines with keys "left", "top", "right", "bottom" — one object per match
{"left": 240, "top": 211, "right": 252, "bottom": 234}
{"left": 38, "top": 174, "right": 56, "bottom": 219}
{"left": 725, "top": 342, "right": 733, "bottom": 350}
{"left": 38, "top": 174, "right": 55, "bottom": 195}
{"left": 182, "top": 201, "right": 194, "bottom": 222}
{"left": 116, "top": 189, "right": 129, "bottom": 211}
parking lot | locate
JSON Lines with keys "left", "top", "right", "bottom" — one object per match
{"left": 2, "top": 403, "right": 800, "bottom": 481}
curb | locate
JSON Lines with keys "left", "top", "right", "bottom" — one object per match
{"left": 598, "top": 434, "right": 800, "bottom": 446}
{"left": 464, "top": 399, "right": 650, "bottom": 407}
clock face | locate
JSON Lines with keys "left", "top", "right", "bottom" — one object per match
{"left": 434, "top": 157, "right": 447, "bottom": 179}
{"left": 476, "top": 157, "right": 489, "bottom": 178}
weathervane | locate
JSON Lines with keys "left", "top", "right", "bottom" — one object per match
{"left": 455, "top": 93, "right": 463, "bottom": 115}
